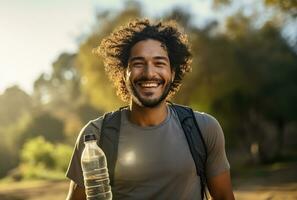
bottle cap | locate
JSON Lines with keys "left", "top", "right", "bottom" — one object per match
{"left": 84, "top": 134, "right": 96, "bottom": 142}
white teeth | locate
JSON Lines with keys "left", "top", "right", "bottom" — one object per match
{"left": 139, "top": 82, "right": 159, "bottom": 88}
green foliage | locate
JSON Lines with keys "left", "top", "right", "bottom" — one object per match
{"left": 19, "top": 112, "right": 65, "bottom": 145}
{"left": 21, "top": 136, "right": 55, "bottom": 169}
{"left": 76, "top": 103, "right": 103, "bottom": 124}
{"left": 0, "top": 143, "right": 15, "bottom": 178}
{"left": 52, "top": 143, "right": 73, "bottom": 172}
{"left": 32, "top": 50, "right": 102, "bottom": 145}
{"left": 0, "top": 86, "right": 32, "bottom": 127}
{"left": 213, "top": 0, "right": 297, "bottom": 13}
{"left": 212, "top": 0, "right": 232, "bottom": 8}
{"left": 33, "top": 53, "right": 80, "bottom": 108}
{"left": 0, "top": 112, "right": 32, "bottom": 178}
{"left": 265, "top": 0, "right": 297, "bottom": 12}
{"left": 176, "top": 12, "right": 297, "bottom": 162}
{"left": 19, "top": 136, "right": 73, "bottom": 179}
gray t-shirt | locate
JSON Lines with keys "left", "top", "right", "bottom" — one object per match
{"left": 66, "top": 106, "right": 230, "bottom": 199}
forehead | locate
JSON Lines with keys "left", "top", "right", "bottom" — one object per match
{"left": 129, "top": 39, "right": 168, "bottom": 59}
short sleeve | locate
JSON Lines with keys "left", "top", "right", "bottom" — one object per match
{"left": 65, "top": 117, "right": 104, "bottom": 187}
{"left": 65, "top": 125, "right": 86, "bottom": 188}
{"left": 194, "top": 112, "right": 230, "bottom": 180}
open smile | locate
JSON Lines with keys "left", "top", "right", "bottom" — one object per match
{"left": 134, "top": 80, "right": 164, "bottom": 96}
{"left": 137, "top": 81, "right": 162, "bottom": 88}
{"left": 135, "top": 80, "right": 165, "bottom": 92}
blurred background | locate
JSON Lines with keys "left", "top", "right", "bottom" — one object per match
{"left": 0, "top": 0, "right": 296, "bottom": 199}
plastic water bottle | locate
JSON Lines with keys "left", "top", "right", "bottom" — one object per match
{"left": 81, "top": 134, "right": 112, "bottom": 200}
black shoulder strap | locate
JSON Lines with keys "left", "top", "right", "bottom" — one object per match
{"left": 97, "top": 110, "right": 122, "bottom": 186}
{"left": 170, "top": 103, "right": 208, "bottom": 199}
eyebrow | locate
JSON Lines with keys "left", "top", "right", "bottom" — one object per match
{"left": 154, "top": 56, "right": 169, "bottom": 62}
{"left": 129, "top": 56, "right": 169, "bottom": 62}
{"left": 129, "top": 56, "right": 145, "bottom": 62}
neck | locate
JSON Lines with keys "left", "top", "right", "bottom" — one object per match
{"left": 128, "top": 100, "right": 168, "bottom": 127}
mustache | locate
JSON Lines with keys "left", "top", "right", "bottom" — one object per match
{"left": 134, "top": 77, "right": 164, "bottom": 83}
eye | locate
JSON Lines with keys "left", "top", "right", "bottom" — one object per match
{"left": 133, "top": 62, "right": 144, "bottom": 67}
{"left": 155, "top": 62, "right": 166, "bottom": 67}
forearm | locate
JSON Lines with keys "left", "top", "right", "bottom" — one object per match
{"left": 207, "top": 171, "right": 235, "bottom": 200}
{"left": 66, "top": 181, "right": 86, "bottom": 200}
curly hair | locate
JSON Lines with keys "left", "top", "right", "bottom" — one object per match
{"left": 93, "top": 18, "right": 192, "bottom": 102}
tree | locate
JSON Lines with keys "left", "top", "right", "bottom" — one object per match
{"left": 32, "top": 52, "right": 101, "bottom": 144}
{"left": 0, "top": 86, "right": 33, "bottom": 177}
{"left": 178, "top": 12, "right": 297, "bottom": 163}
{"left": 33, "top": 52, "right": 80, "bottom": 109}
{"left": 0, "top": 86, "right": 33, "bottom": 127}
{"left": 265, "top": 0, "right": 297, "bottom": 15}
{"left": 19, "top": 112, "right": 65, "bottom": 145}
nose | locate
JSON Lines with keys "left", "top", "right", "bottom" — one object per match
{"left": 143, "top": 61, "right": 155, "bottom": 78}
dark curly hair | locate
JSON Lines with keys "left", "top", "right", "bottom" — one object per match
{"left": 93, "top": 18, "right": 192, "bottom": 102}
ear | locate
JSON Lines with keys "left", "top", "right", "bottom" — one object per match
{"left": 171, "top": 70, "right": 175, "bottom": 83}
{"left": 124, "top": 67, "right": 130, "bottom": 82}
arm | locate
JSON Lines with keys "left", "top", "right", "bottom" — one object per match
{"left": 195, "top": 113, "right": 234, "bottom": 200}
{"left": 66, "top": 180, "right": 86, "bottom": 200}
{"left": 207, "top": 171, "right": 235, "bottom": 200}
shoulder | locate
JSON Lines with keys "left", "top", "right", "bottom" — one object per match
{"left": 74, "top": 107, "right": 125, "bottom": 149}
{"left": 193, "top": 111, "right": 225, "bottom": 151}
{"left": 169, "top": 104, "right": 221, "bottom": 132}
{"left": 193, "top": 111, "right": 222, "bottom": 133}
{"left": 193, "top": 112, "right": 230, "bottom": 178}
{"left": 75, "top": 115, "right": 105, "bottom": 150}
{"left": 170, "top": 104, "right": 224, "bottom": 144}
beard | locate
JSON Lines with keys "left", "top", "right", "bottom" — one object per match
{"left": 126, "top": 78, "right": 172, "bottom": 108}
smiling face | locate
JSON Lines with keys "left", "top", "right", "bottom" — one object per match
{"left": 125, "top": 39, "right": 175, "bottom": 107}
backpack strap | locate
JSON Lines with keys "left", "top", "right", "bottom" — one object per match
{"left": 96, "top": 110, "right": 122, "bottom": 186}
{"left": 170, "top": 103, "right": 208, "bottom": 199}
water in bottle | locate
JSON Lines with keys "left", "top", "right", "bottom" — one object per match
{"left": 81, "top": 134, "right": 112, "bottom": 200}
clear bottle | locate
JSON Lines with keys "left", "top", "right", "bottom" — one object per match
{"left": 81, "top": 134, "right": 112, "bottom": 200}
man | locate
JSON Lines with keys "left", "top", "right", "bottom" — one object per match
{"left": 66, "top": 19, "right": 235, "bottom": 200}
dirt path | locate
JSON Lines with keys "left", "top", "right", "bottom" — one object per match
{"left": 0, "top": 162, "right": 296, "bottom": 200}
{"left": 233, "top": 161, "right": 297, "bottom": 200}
{"left": 234, "top": 182, "right": 297, "bottom": 200}
{"left": 1, "top": 180, "right": 296, "bottom": 200}
{"left": 0, "top": 180, "right": 68, "bottom": 200}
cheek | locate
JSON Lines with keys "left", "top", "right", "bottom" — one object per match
{"left": 161, "top": 69, "right": 174, "bottom": 81}
{"left": 129, "top": 69, "right": 143, "bottom": 81}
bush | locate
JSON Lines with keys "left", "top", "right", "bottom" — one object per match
{"left": 53, "top": 144, "right": 73, "bottom": 171}
{"left": 20, "top": 136, "right": 73, "bottom": 180}
{"left": 21, "top": 136, "right": 55, "bottom": 169}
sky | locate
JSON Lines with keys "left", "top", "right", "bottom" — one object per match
{"left": 0, "top": 0, "right": 94, "bottom": 94}
{"left": 0, "top": 0, "right": 218, "bottom": 95}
